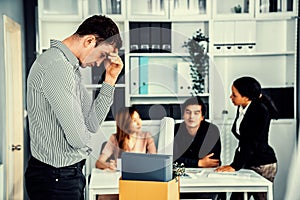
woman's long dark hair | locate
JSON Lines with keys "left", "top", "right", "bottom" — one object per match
{"left": 233, "top": 76, "right": 279, "bottom": 119}
{"left": 115, "top": 107, "right": 138, "bottom": 151}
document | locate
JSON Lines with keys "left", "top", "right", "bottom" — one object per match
{"left": 207, "top": 171, "right": 251, "bottom": 179}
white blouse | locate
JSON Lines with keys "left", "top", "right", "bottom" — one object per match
{"left": 236, "top": 102, "right": 251, "bottom": 135}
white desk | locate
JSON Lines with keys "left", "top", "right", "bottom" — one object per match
{"left": 88, "top": 168, "right": 273, "bottom": 200}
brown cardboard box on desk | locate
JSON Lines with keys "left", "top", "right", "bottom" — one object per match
{"left": 119, "top": 177, "right": 179, "bottom": 200}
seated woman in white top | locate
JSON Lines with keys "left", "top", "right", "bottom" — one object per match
{"left": 96, "top": 106, "right": 157, "bottom": 170}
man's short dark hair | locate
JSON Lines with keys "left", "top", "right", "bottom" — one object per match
{"left": 75, "top": 15, "right": 122, "bottom": 48}
{"left": 182, "top": 96, "right": 206, "bottom": 116}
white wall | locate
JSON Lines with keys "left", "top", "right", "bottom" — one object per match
{"left": 0, "top": 164, "right": 3, "bottom": 200}
{"left": 284, "top": 133, "right": 300, "bottom": 199}
{"left": 269, "top": 119, "right": 297, "bottom": 200}
{"left": 0, "top": 0, "right": 25, "bottom": 199}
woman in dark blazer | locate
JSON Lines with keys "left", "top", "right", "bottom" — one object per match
{"left": 216, "top": 76, "right": 278, "bottom": 200}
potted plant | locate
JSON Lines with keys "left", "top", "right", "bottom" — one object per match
{"left": 183, "top": 29, "right": 209, "bottom": 95}
{"left": 234, "top": 4, "right": 242, "bottom": 13}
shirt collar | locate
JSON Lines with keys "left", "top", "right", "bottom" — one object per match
{"left": 50, "top": 39, "right": 80, "bottom": 70}
{"left": 239, "top": 101, "right": 251, "bottom": 115}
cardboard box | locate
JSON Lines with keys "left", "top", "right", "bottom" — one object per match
{"left": 119, "top": 178, "right": 179, "bottom": 200}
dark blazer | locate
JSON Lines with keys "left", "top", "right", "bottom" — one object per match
{"left": 230, "top": 100, "right": 277, "bottom": 170}
{"left": 173, "top": 120, "right": 221, "bottom": 168}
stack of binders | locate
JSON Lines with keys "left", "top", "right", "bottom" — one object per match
{"left": 129, "top": 22, "right": 171, "bottom": 53}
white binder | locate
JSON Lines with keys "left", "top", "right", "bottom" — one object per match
{"left": 130, "top": 57, "right": 139, "bottom": 94}
{"left": 177, "top": 62, "right": 192, "bottom": 95}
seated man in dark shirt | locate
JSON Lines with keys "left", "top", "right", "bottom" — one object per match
{"left": 173, "top": 96, "right": 224, "bottom": 200}
{"left": 173, "top": 96, "right": 221, "bottom": 167}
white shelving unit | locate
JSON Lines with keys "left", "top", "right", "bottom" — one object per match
{"left": 38, "top": 0, "right": 83, "bottom": 20}
{"left": 124, "top": 0, "right": 212, "bottom": 119}
{"left": 212, "top": 0, "right": 255, "bottom": 20}
{"left": 37, "top": 0, "right": 298, "bottom": 120}
{"left": 209, "top": 0, "right": 298, "bottom": 120}
{"left": 170, "top": 0, "right": 211, "bottom": 21}
{"left": 255, "top": 0, "right": 298, "bottom": 19}
{"left": 127, "top": 0, "right": 169, "bottom": 20}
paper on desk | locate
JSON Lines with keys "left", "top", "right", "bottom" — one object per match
{"left": 181, "top": 169, "right": 205, "bottom": 179}
{"left": 207, "top": 171, "right": 251, "bottom": 179}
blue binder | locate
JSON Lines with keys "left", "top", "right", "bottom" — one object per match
{"left": 139, "top": 56, "right": 148, "bottom": 94}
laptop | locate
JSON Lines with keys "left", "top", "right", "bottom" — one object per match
{"left": 121, "top": 152, "right": 173, "bottom": 182}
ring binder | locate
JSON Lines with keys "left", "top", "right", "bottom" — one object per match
{"left": 129, "top": 22, "right": 140, "bottom": 53}
{"left": 161, "top": 22, "right": 172, "bottom": 53}
{"left": 140, "top": 22, "right": 151, "bottom": 53}
{"left": 150, "top": 22, "right": 161, "bottom": 53}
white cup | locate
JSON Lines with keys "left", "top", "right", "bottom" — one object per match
{"left": 117, "top": 158, "right": 122, "bottom": 171}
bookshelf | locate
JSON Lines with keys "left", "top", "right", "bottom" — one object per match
{"left": 127, "top": 0, "right": 169, "bottom": 20}
{"left": 210, "top": 1, "right": 298, "bottom": 120}
{"left": 212, "top": 0, "right": 255, "bottom": 19}
{"left": 37, "top": 0, "right": 298, "bottom": 121}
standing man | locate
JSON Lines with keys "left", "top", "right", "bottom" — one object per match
{"left": 173, "top": 96, "right": 223, "bottom": 199}
{"left": 25, "top": 15, "right": 123, "bottom": 200}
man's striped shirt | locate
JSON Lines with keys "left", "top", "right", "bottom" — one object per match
{"left": 27, "top": 40, "right": 114, "bottom": 167}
